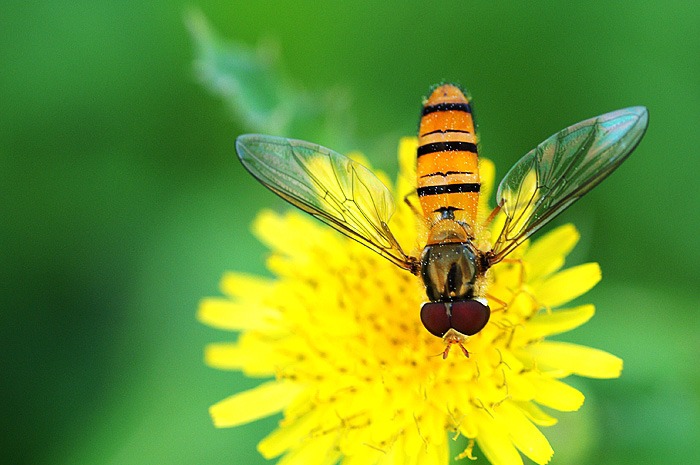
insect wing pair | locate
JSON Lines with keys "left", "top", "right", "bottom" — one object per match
{"left": 235, "top": 100, "right": 648, "bottom": 347}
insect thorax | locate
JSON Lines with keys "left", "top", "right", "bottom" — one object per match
{"left": 420, "top": 239, "right": 480, "bottom": 302}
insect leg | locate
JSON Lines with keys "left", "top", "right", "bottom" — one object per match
{"left": 482, "top": 205, "right": 502, "bottom": 229}
{"left": 486, "top": 293, "right": 508, "bottom": 313}
{"left": 403, "top": 190, "right": 423, "bottom": 218}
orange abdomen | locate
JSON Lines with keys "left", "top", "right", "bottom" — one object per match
{"left": 417, "top": 85, "right": 480, "bottom": 232}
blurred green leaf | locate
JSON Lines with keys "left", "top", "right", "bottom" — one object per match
{"left": 187, "top": 10, "right": 356, "bottom": 151}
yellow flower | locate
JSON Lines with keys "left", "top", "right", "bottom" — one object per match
{"left": 199, "top": 138, "right": 623, "bottom": 465}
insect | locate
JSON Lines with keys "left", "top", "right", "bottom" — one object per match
{"left": 235, "top": 84, "right": 648, "bottom": 358}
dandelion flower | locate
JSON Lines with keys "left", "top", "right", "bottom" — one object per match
{"left": 199, "top": 138, "right": 623, "bottom": 465}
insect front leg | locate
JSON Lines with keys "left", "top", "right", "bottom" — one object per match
{"left": 403, "top": 190, "right": 423, "bottom": 218}
{"left": 482, "top": 205, "right": 502, "bottom": 229}
{"left": 486, "top": 293, "right": 509, "bottom": 313}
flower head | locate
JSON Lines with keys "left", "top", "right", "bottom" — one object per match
{"left": 199, "top": 138, "right": 623, "bottom": 465}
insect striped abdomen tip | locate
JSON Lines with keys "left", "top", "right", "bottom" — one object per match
{"left": 422, "top": 85, "right": 473, "bottom": 118}
{"left": 426, "top": 84, "right": 469, "bottom": 105}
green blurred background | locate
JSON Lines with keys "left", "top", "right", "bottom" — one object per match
{"left": 3, "top": 1, "right": 699, "bottom": 464}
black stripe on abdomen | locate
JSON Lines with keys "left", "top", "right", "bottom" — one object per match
{"left": 420, "top": 128, "right": 472, "bottom": 137}
{"left": 417, "top": 141, "right": 478, "bottom": 157}
{"left": 417, "top": 183, "right": 481, "bottom": 197}
{"left": 420, "top": 170, "right": 473, "bottom": 178}
{"left": 421, "top": 102, "right": 472, "bottom": 116}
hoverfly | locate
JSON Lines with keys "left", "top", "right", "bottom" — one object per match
{"left": 235, "top": 84, "right": 648, "bottom": 358}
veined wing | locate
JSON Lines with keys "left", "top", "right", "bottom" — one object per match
{"left": 236, "top": 134, "right": 417, "bottom": 271}
{"left": 489, "top": 106, "right": 649, "bottom": 264}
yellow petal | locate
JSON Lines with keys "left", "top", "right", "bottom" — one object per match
{"left": 219, "top": 272, "right": 273, "bottom": 299}
{"left": 398, "top": 137, "right": 418, "bottom": 182}
{"left": 253, "top": 210, "right": 340, "bottom": 258}
{"left": 480, "top": 158, "right": 495, "bottom": 197}
{"left": 522, "top": 305, "right": 595, "bottom": 340}
{"left": 197, "top": 297, "right": 279, "bottom": 331}
{"left": 524, "top": 224, "right": 580, "bottom": 281}
{"left": 513, "top": 401, "right": 558, "bottom": 426}
{"left": 535, "top": 263, "right": 601, "bottom": 308}
{"left": 394, "top": 138, "right": 421, "bottom": 243}
{"left": 276, "top": 431, "right": 340, "bottom": 465}
{"left": 505, "top": 371, "right": 536, "bottom": 401}
{"left": 474, "top": 409, "right": 523, "bottom": 465}
{"left": 458, "top": 406, "right": 478, "bottom": 439}
{"left": 525, "top": 374, "right": 584, "bottom": 412}
{"left": 204, "top": 342, "right": 246, "bottom": 370}
{"left": 494, "top": 402, "right": 553, "bottom": 464}
{"left": 346, "top": 151, "right": 371, "bottom": 167}
{"left": 478, "top": 158, "right": 496, "bottom": 222}
{"left": 204, "top": 339, "right": 283, "bottom": 376}
{"left": 340, "top": 447, "right": 383, "bottom": 465}
{"left": 525, "top": 341, "right": 623, "bottom": 379}
{"left": 258, "top": 409, "right": 323, "bottom": 459}
{"left": 209, "top": 380, "right": 303, "bottom": 428}
{"left": 488, "top": 211, "right": 507, "bottom": 249}
{"left": 378, "top": 433, "right": 406, "bottom": 465}
{"left": 417, "top": 406, "right": 448, "bottom": 446}
{"left": 410, "top": 440, "right": 449, "bottom": 465}
{"left": 401, "top": 420, "right": 423, "bottom": 459}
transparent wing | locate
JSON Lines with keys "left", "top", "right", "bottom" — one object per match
{"left": 236, "top": 134, "right": 416, "bottom": 271}
{"left": 489, "top": 106, "right": 649, "bottom": 264}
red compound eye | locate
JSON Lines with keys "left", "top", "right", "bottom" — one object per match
{"left": 420, "top": 302, "right": 450, "bottom": 337}
{"left": 450, "top": 300, "right": 490, "bottom": 336}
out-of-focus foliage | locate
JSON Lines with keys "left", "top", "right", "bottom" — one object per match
{"left": 188, "top": 11, "right": 356, "bottom": 152}
{"left": 2, "top": 1, "right": 699, "bottom": 465}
